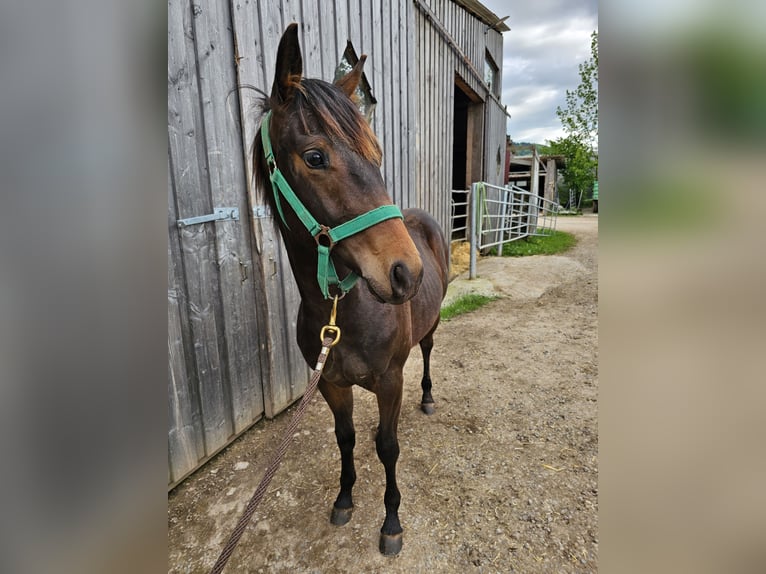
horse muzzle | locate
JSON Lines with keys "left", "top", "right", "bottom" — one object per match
{"left": 339, "top": 216, "right": 424, "bottom": 304}
{"left": 389, "top": 259, "right": 424, "bottom": 303}
{"left": 363, "top": 257, "right": 423, "bottom": 305}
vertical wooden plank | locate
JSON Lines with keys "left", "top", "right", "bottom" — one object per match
{"left": 192, "top": 0, "right": 265, "bottom": 436}
{"left": 429, "top": 4, "right": 435, "bottom": 216}
{"left": 412, "top": 3, "right": 417, "bottom": 207}
{"left": 301, "top": 0, "right": 322, "bottom": 76}
{"left": 231, "top": 0, "right": 310, "bottom": 418}
{"left": 385, "top": 3, "right": 395, "bottom": 205}
{"left": 228, "top": 0, "right": 280, "bottom": 419}
{"left": 373, "top": 0, "right": 393, "bottom": 203}
{"left": 168, "top": 160, "right": 205, "bottom": 484}
{"left": 283, "top": 0, "right": 301, "bottom": 30}
{"left": 317, "top": 0, "right": 337, "bottom": 80}
{"left": 232, "top": 0, "right": 275, "bottom": 417}
{"left": 415, "top": 6, "right": 423, "bottom": 209}
{"left": 333, "top": 0, "right": 350, "bottom": 63}
{"left": 347, "top": 0, "right": 361, "bottom": 48}
{"left": 437, "top": 1, "right": 442, "bottom": 219}
{"left": 359, "top": 0, "right": 372, "bottom": 62}
{"left": 420, "top": 5, "right": 428, "bottom": 212}
{"left": 278, "top": 2, "right": 313, "bottom": 406}
{"left": 413, "top": 2, "right": 418, "bottom": 207}
{"left": 434, "top": 0, "right": 442, "bottom": 222}
{"left": 544, "top": 158, "right": 555, "bottom": 203}
{"left": 469, "top": 10, "right": 479, "bottom": 95}
{"left": 168, "top": 0, "right": 232, "bottom": 452}
{"left": 400, "top": 0, "right": 415, "bottom": 208}
{"left": 432, "top": 0, "right": 439, "bottom": 221}
{"left": 426, "top": 2, "right": 432, "bottom": 216}
{"left": 440, "top": 0, "right": 449, "bottom": 229}
{"left": 400, "top": 0, "right": 409, "bottom": 207}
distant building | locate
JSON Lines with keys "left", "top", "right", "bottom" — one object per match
{"left": 506, "top": 140, "right": 565, "bottom": 205}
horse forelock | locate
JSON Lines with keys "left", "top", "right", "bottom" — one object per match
{"left": 253, "top": 77, "right": 382, "bottom": 199}
{"left": 295, "top": 79, "right": 382, "bottom": 167}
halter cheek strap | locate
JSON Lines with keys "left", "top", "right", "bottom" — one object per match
{"left": 260, "top": 111, "right": 403, "bottom": 300}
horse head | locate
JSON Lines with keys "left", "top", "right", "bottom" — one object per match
{"left": 254, "top": 23, "right": 423, "bottom": 304}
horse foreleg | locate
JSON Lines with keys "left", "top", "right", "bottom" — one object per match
{"left": 374, "top": 371, "right": 404, "bottom": 555}
{"left": 319, "top": 379, "right": 356, "bottom": 526}
{"left": 419, "top": 323, "right": 439, "bottom": 415}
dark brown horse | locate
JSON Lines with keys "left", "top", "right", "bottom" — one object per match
{"left": 253, "top": 24, "right": 449, "bottom": 555}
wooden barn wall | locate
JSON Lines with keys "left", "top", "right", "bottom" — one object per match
{"left": 169, "top": 0, "right": 418, "bottom": 487}
{"left": 415, "top": 0, "right": 507, "bottom": 234}
{"left": 168, "top": 0, "right": 270, "bottom": 487}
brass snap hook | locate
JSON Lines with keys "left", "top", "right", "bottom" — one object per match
{"left": 319, "top": 295, "right": 341, "bottom": 346}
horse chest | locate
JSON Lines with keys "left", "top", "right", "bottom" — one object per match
{"left": 322, "top": 345, "right": 398, "bottom": 389}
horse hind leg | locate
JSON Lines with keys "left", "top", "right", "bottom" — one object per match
{"left": 318, "top": 380, "right": 356, "bottom": 526}
{"left": 419, "top": 324, "right": 438, "bottom": 415}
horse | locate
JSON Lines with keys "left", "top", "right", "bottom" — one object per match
{"left": 253, "top": 23, "right": 449, "bottom": 555}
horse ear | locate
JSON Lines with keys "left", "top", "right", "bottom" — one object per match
{"left": 335, "top": 55, "right": 367, "bottom": 98}
{"left": 271, "top": 23, "right": 303, "bottom": 104}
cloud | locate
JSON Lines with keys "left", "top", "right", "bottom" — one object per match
{"left": 479, "top": 1, "right": 598, "bottom": 142}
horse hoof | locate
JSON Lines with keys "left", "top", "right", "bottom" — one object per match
{"left": 379, "top": 532, "right": 403, "bottom": 555}
{"left": 420, "top": 402, "right": 435, "bottom": 415}
{"left": 330, "top": 505, "right": 353, "bottom": 526}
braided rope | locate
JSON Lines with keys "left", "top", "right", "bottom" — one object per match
{"left": 208, "top": 337, "right": 335, "bottom": 574}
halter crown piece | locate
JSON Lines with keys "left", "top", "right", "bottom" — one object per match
{"left": 260, "top": 111, "right": 404, "bottom": 300}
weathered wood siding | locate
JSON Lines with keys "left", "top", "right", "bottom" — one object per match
{"left": 414, "top": 0, "right": 508, "bottom": 233}
{"left": 168, "top": 0, "right": 422, "bottom": 487}
{"left": 168, "top": 0, "right": 269, "bottom": 487}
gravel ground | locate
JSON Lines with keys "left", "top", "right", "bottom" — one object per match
{"left": 168, "top": 215, "right": 598, "bottom": 573}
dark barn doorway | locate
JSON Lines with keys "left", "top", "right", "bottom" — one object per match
{"left": 452, "top": 76, "right": 484, "bottom": 240}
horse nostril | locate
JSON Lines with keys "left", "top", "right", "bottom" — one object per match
{"left": 390, "top": 262, "right": 413, "bottom": 299}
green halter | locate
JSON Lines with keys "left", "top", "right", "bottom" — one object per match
{"left": 260, "top": 111, "right": 404, "bottom": 299}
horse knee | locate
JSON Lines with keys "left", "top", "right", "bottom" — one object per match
{"left": 335, "top": 422, "right": 355, "bottom": 448}
{"left": 375, "top": 433, "right": 399, "bottom": 463}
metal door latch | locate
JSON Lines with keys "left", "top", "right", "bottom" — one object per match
{"left": 177, "top": 207, "right": 239, "bottom": 228}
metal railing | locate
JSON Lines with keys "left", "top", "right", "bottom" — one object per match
{"left": 468, "top": 182, "right": 559, "bottom": 278}
{"left": 449, "top": 189, "right": 471, "bottom": 244}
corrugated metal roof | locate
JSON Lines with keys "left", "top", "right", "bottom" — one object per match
{"left": 452, "top": 0, "right": 510, "bottom": 32}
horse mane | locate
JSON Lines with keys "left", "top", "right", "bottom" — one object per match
{"left": 253, "top": 77, "right": 382, "bottom": 199}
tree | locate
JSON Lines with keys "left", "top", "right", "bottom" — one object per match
{"left": 549, "top": 136, "right": 597, "bottom": 206}
{"left": 550, "top": 31, "right": 598, "bottom": 206}
{"left": 558, "top": 31, "right": 598, "bottom": 148}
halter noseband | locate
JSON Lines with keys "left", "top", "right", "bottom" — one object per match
{"left": 260, "top": 111, "right": 403, "bottom": 300}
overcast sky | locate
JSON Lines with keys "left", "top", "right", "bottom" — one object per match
{"left": 479, "top": 0, "right": 598, "bottom": 144}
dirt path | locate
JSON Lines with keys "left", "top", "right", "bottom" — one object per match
{"left": 168, "top": 215, "right": 598, "bottom": 573}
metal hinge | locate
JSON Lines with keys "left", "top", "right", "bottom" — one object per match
{"left": 177, "top": 207, "right": 239, "bottom": 228}
{"left": 253, "top": 205, "right": 272, "bottom": 218}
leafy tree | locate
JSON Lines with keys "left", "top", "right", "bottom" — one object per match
{"left": 558, "top": 31, "right": 598, "bottom": 147}
{"left": 550, "top": 31, "right": 598, "bottom": 204}
{"left": 549, "top": 136, "right": 597, "bottom": 205}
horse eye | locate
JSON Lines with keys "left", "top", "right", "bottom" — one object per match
{"left": 303, "top": 149, "right": 327, "bottom": 169}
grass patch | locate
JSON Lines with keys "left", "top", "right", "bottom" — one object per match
{"left": 489, "top": 230, "right": 576, "bottom": 257}
{"left": 440, "top": 294, "right": 497, "bottom": 321}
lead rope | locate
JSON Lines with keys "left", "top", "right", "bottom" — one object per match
{"left": 208, "top": 297, "right": 342, "bottom": 574}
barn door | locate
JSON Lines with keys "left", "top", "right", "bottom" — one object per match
{"left": 168, "top": 0, "right": 267, "bottom": 488}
